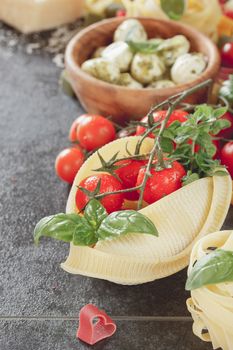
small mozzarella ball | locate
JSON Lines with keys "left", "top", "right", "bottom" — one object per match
{"left": 171, "top": 53, "right": 207, "bottom": 85}
{"left": 114, "top": 19, "right": 147, "bottom": 43}
{"left": 92, "top": 46, "right": 106, "bottom": 58}
{"left": 101, "top": 42, "right": 133, "bottom": 72}
{"left": 117, "top": 73, "right": 143, "bottom": 88}
{"left": 131, "top": 53, "right": 166, "bottom": 84}
{"left": 148, "top": 80, "right": 176, "bottom": 89}
{"left": 81, "top": 58, "right": 120, "bottom": 83}
{"left": 159, "top": 35, "right": 190, "bottom": 66}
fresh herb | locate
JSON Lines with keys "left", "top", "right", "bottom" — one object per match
{"left": 161, "top": 0, "right": 186, "bottom": 20}
{"left": 186, "top": 249, "right": 233, "bottom": 290}
{"left": 97, "top": 210, "right": 158, "bottom": 240}
{"left": 34, "top": 199, "right": 158, "bottom": 246}
{"left": 182, "top": 171, "right": 200, "bottom": 186}
{"left": 127, "top": 39, "right": 162, "bottom": 54}
{"left": 166, "top": 104, "right": 229, "bottom": 177}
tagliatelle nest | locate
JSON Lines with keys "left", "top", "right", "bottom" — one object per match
{"left": 61, "top": 136, "right": 232, "bottom": 285}
{"left": 187, "top": 230, "right": 233, "bottom": 350}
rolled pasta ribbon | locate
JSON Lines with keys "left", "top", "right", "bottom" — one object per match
{"left": 187, "top": 230, "right": 233, "bottom": 350}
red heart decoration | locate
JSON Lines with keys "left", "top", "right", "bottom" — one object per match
{"left": 77, "top": 304, "right": 117, "bottom": 345}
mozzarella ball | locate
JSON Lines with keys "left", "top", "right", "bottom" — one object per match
{"left": 92, "top": 46, "right": 106, "bottom": 58}
{"left": 81, "top": 58, "right": 120, "bottom": 83}
{"left": 114, "top": 19, "right": 147, "bottom": 43}
{"left": 148, "top": 80, "right": 176, "bottom": 89}
{"left": 117, "top": 73, "right": 143, "bottom": 88}
{"left": 101, "top": 41, "right": 133, "bottom": 72}
{"left": 159, "top": 35, "right": 190, "bottom": 66}
{"left": 171, "top": 53, "right": 207, "bottom": 85}
{"left": 131, "top": 53, "right": 166, "bottom": 84}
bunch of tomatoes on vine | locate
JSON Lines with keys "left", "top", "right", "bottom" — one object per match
{"left": 55, "top": 91, "right": 233, "bottom": 214}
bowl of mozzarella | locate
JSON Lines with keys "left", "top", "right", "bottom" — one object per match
{"left": 65, "top": 17, "right": 220, "bottom": 122}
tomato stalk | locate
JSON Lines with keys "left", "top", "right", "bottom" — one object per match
{"left": 79, "top": 79, "right": 214, "bottom": 210}
{"left": 136, "top": 79, "right": 213, "bottom": 209}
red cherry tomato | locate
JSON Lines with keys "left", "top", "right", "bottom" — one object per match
{"left": 220, "top": 141, "right": 233, "bottom": 177}
{"left": 116, "top": 9, "right": 126, "bottom": 16}
{"left": 75, "top": 174, "right": 124, "bottom": 213}
{"left": 217, "top": 112, "right": 233, "bottom": 139}
{"left": 114, "top": 159, "right": 146, "bottom": 200}
{"left": 136, "top": 110, "right": 188, "bottom": 138}
{"left": 55, "top": 147, "right": 85, "bottom": 184}
{"left": 221, "top": 42, "right": 233, "bottom": 67}
{"left": 136, "top": 161, "right": 186, "bottom": 204}
{"left": 224, "top": 9, "right": 233, "bottom": 19}
{"left": 76, "top": 115, "right": 116, "bottom": 151}
{"left": 69, "top": 115, "right": 87, "bottom": 142}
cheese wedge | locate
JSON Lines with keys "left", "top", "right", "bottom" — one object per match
{"left": 62, "top": 136, "right": 232, "bottom": 285}
{"left": 187, "top": 230, "right": 233, "bottom": 350}
{"left": 0, "top": 0, "right": 84, "bottom": 33}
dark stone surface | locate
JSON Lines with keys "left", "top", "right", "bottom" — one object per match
{"left": 0, "top": 41, "right": 232, "bottom": 349}
{"left": 0, "top": 320, "right": 212, "bottom": 350}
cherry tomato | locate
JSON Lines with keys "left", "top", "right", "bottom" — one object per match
{"left": 76, "top": 115, "right": 116, "bottom": 151}
{"left": 136, "top": 161, "right": 186, "bottom": 204}
{"left": 116, "top": 9, "right": 126, "bottom": 16}
{"left": 69, "top": 115, "right": 87, "bottom": 142}
{"left": 75, "top": 173, "right": 124, "bottom": 213}
{"left": 136, "top": 110, "right": 188, "bottom": 138}
{"left": 216, "top": 112, "right": 233, "bottom": 139}
{"left": 55, "top": 147, "right": 85, "bottom": 184}
{"left": 221, "top": 42, "right": 233, "bottom": 67}
{"left": 114, "top": 159, "right": 146, "bottom": 200}
{"left": 220, "top": 141, "right": 233, "bottom": 177}
{"left": 224, "top": 9, "right": 233, "bottom": 19}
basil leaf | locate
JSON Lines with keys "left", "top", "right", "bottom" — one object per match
{"left": 161, "top": 0, "right": 185, "bottom": 20}
{"left": 73, "top": 216, "right": 97, "bottom": 246}
{"left": 97, "top": 210, "right": 158, "bottom": 241}
{"left": 34, "top": 213, "right": 80, "bottom": 245}
{"left": 84, "top": 199, "right": 107, "bottom": 230}
{"left": 126, "top": 40, "right": 161, "bottom": 54}
{"left": 186, "top": 249, "right": 233, "bottom": 291}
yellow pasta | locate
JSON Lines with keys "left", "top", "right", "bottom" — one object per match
{"left": 187, "top": 230, "right": 233, "bottom": 350}
{"left": 61, "top": 136, "right": 232, "bottom": 285}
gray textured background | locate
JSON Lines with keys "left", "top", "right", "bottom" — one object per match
{"left": 0, "top": 29, "right": 232, "bottom": 350}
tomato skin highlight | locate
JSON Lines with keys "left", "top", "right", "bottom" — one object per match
{"left": 114, "top": 159, "right": 146, "bottom": 200}
{"left": 136, "top": 110, "right": 188, "bottom": 138}
{"left": 221, "top": 42, "right": 233, "bottom": 67}
{"left": 75, "top": 174, "right": 124, "bottom": 213}
{"left": 69, "top": 115, "right": 87, "bottom": 142}
{"left": 55, "top": 147, "right": 85, "bottom": 184}
{"left": 76, "top": 115, "right": 116, "bottom": 151}
{"left": 220, "top": 141, "right": 233, "bottom": 178}
{"left": 136, "top": 161, "right": 186, "bottom": 204}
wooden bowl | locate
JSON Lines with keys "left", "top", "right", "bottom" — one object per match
{"left": 65, "top": 17, "right": 220, "bottom": 123}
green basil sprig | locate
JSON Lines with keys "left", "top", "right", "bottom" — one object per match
{"left": 161, "top": 0, "right": 185, "bottom": 20}
{"left": 34, "top": 199, "right": 158, "bottom": 246}
{"left": 127, "top": 39, "right": 162, "bottom": 54}
{"left": 186, "top": 249, "right": 233, "bottom": 291}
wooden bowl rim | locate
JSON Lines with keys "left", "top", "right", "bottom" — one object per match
{"left": 65, "top": 17, "right": 220, "bottom": 94}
